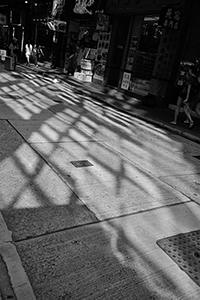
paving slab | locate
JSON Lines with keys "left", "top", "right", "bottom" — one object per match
{"left": 0, "top": 120, "right": 96, "bottom": 241}
{"left": 30, "top": 140, "right": 190, "bottom": 220}
{"left": 0, "top": 255, "right": 16, "bottom": 300}
{"left": 15, "top": 202, "right": 200, "bottom": 300}
{"left": 0, "top": 98, "right": 55, "bottom": 120}
{"left": 159, "top": 173, "right": 200, "bottom": 205}
{"left": 9, "top": 116, "right": 98, "bottom": 144}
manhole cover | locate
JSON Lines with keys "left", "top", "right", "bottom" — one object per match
{"left": 70, "top": 160, "right": 93, "bottom": 168}
{"left": 194, "top": 156, "right": 200, "bottom": 160}
{"left": 157, "top": 230, "right": 200, "bottom": 286}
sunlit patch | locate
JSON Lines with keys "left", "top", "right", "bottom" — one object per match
{"left": 32, "top": 140, "right": 54, "bottom": 153}
{"left": 15, "top": 143, "right": 39, "bottom": 175}
{"left": 45, "top": 117, "right": 69, "bottom": 133}
{"left": 13, "top": 188, "right": 42, "bottom": 209}
{"left": 34, "top": 92, "right": 51, "bottom": 101}
{"left": 40, "top": 123, "right": 59, "bottom": 141}
{"left": 30, "top": 80, "right": 40, "bottom": 87}
{"left": 1, "top": 73, "right": 16, "bottom": 81}
{"left": 58, "top": 94, "right": 76, "bottom": 105}
{"left": 2, "top": 86, "right": 12, "bottom": 93}
{"left": 49, "top": 195, "right": 71, "bottom": 205}
{"left": 0, "top": 76, "right": 8, "bottom": 83}
{"left": 63, "top": 108, "right": 80, "bottom": 119}
{"left": 11, "top": 84, "right": 20, "bottom": 91}
{"left": 5, "top": 102, "right": 32, "bottom": 120}
{"left": 34, "top": 79, "right": 46, "bottom": 86}
{"left": 0, "top": 157, "right": 28, "bottom": 209}
{"left": 26, "top": 103, "right": 42, "bottom": 114}
{"left": 18, "top": 83, "right": 35, "bottom": 93}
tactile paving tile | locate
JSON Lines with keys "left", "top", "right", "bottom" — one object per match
{"left": 157, "top": 230, "right": 200, "bottom": 287}
{"left": 70, "top": 160, "right": 93, "bottom": 168}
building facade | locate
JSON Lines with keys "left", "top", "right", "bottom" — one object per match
{"left": 104, "top": 0, "right": 200, "bottom": 107}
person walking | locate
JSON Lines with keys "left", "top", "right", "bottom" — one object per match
{"left": 25, "top": 41, "right": 33, "bottom": 66}
{"left": 32, "top": 44, "right": 38, "bottom": 67}
{"left": 9, "top": 38, "right": 19, "bottom": 70}
{"left": 170, "top": 66, "right": 195, "bottom": 129}
{"left": 37, "top": 45, "right": 44, "bottom": 63}
{"left": 184, "top": 60, "right": 200, "bottom": 121}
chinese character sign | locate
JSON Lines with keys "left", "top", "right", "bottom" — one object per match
{"left": 159, "top": 6, "right": 183, "bottom": 30}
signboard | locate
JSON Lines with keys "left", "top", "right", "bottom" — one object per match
{"left": 51, "top": 0, "right": 66, "bottom": 19}
{"left": 107, "top": 0, "right": 183, "bottom": 13}
{"left": 73, "top": 0, "right": 95, "bottom": 15}
{"left": 96, "top": 14, "right": 110, "bottom": 31}
{"left": 94, "top": 32, "right": 111, "bottom": 81}
{"left": 121, "top": 72, "right": 131, "bottom": 90}
{"left": 159, "top": 6, "right": 183, "bottom": 30}
{"left": 47, "top": 19, "right": 67, "bottom": 32}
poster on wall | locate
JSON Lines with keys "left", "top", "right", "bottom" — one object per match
{"left": 93, "top": 32, "right": 111, "bottom": 81}
{"left": 96, "top": 14, "right": 110, "bottom": 31}
{"left": 47, "top": 19, "right": 67, "bottom": 32}
{"left": 125, "top": 35, "right": 138, "bottom": 71}
{"left": 159, "top": 6, "right": 183, "bottom": 30}
{"left": 121, "top": 72, "right": 131, "bottom": 90}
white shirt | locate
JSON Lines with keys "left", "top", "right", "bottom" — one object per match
{"left": 25, "top": 44, "right": 33, "bottom": 56}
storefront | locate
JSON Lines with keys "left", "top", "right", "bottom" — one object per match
{"left": 105, "top": 0, "right": 197, "bottom": 107}
{"left": 64, "top": 12, "right": 112, "bottom": 83}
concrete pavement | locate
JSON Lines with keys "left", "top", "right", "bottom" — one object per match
{"left": 17, "top": 61, "right": 200, "bottom": 145}
{"left": 0, "top": 61, "right": 200, "bottom": 299}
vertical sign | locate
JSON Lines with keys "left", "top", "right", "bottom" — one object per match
{"left": 121, "top": 72, "right": 131, "bottom": 90}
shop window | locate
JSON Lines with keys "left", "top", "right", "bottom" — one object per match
{"left": 122, "top": 14, "right": 162, "bottom": 94}
{"left": 132, "top": 15, "right": 162, "bottom": 81}
{"left": 138, "top": 15, "right": 162, "bottom": 54}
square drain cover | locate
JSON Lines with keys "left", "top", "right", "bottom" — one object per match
{"left": 157, "top": 230, "right": 200, "bottom": 286}
{"left": 70, "top": 160, "right": 93, "bottom": 168}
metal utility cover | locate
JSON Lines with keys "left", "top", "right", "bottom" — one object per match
{"left": 157, "top": 230, "right": 200, "bottom": 287}
{"left": 70, "top": 160, "right": 93, "bottom": 168}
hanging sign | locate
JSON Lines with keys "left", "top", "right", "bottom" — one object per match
{"left": 96, "top": 14, "right": 109, "bottom": 31}
{"left": 47, "top": 20, "right": 67, "bottom": 32}
{"left": 121, "top": 72, "right": 131, "bottom": 90}
{"left": 73, "top": 0, "right": 95, "bottom": 15}
{"left": 51, "top": 0, "right": 66, "bottom": 19}
{"left": 159, "top": 6, "right": 183, "bottom": 30}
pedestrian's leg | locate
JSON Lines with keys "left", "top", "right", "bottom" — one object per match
{"left": 170, "top": 96, "right": 183, "bottom": 124}
{"left": 26, "top": 55, "right": 30, "bottom": 66}
{"left": 13, "top": 56, "right": 17, "bottom": 70}
{"left": 195, "top": 103, "right": 200, "bottom": 117}
{"left": 183, "top": 103, "right": 194, "bottom": 129}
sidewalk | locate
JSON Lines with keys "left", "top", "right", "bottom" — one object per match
{"left": 1, "top": 61, "right": 200, "bottom": 299}
{"left": 1, "top": 60, "right": 200, "bottom": 144}
{"left": 18, "top": 61, "right": 200, "bottom": 145}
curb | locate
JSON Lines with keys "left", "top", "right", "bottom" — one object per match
{"left": 72, "top": 87, "right": 200, "bottom": 145}
{"left": 0, "top": 213, "right": 36, "bottom": 300}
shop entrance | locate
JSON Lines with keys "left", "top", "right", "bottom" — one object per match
{"left": 107, "top": 15, "right": 131, "bottom": 87}
{"left": 122, "top": 14, "right": 162, "bottom": 95}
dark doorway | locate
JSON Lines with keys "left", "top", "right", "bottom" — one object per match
{"left": 107, "top": 15, "right": 131, "bottom": 87}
